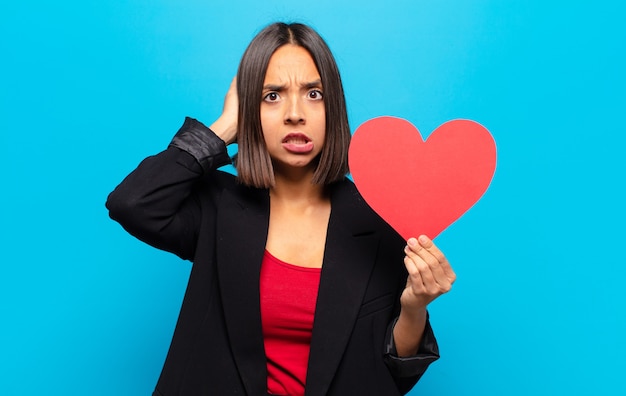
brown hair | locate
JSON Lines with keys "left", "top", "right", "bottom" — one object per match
{"left": 235, "top": 22, "right": 351, "bottom": 188}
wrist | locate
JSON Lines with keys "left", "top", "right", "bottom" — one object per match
{"left": 209, "top": 116, "right": 237, "bottom": 145}
{"left": 398, "top": 306, "right": 427, "bottom": 327}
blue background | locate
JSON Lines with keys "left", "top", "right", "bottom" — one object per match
{"left": 1, "top": 1, "right": 625, "bottom": 395}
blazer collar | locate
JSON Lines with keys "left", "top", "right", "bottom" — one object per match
{"left": 216, "top": 185, "right": 270, "bottom": 396}
{"left": 305, "top": 180, "right": 381, "bottom": 396}
{"left": 216, "top": 180, "right": 381, "bottom": 396}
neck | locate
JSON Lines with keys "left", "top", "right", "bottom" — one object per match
{"left": 270, "top": 169, "right": 328, "bottom": 206}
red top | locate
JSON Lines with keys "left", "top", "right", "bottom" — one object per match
{"left": 260, "top": 250, "right": 322, "bottom": 396}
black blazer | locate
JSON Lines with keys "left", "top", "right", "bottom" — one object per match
{"left": 106, "top": 118, "right": 439, "bottom": 396}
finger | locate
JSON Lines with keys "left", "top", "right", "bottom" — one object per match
{"left": 403, "top": 256, "right": 426, "bottom": 293}
{"left": 406, "top": 238, "right": 441, "bottom": 270}
{"left": 405, "top": 240, "right": 454, "bottom": 291}
{"left": 426, "top": 247, "right": 455, "bottom": 284}
{"left": 411, "top": 235, "right": 456, "bottom": 283}
{"left": 441, "top": 260, "right": 456, "bottom": 284}
{"left": 404, "top": 254, "right": 440, "bottom": 294}
{"left": 224, "top": 77, "right": 239, "bottom": 108}
{"left": 416, "top": 235, "right": 447, "bottom": 264}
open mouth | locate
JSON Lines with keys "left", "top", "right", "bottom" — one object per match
{"left": 282, "top": 133, "right": 311, "bottom": 145}
{"left": 282, "top": 133, "right": 314, "bottom": 153}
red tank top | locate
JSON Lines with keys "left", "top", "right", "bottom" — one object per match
{"left": 260, "top": 250, "right": 322, "bottom": 396}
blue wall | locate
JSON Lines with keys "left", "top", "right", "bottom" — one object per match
{"left": 1, "top": 1, "right": 624, "bottom": 394}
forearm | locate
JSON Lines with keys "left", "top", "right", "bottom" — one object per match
{"left": 383, "top": 310, "right": 439, "bottom": 393}
{"left": 106, "top": 117, "right": 230, "bottom": 258}
{"left": 106, "top": 146, "right": 203, "bottom": 236}
{"left": 392, "top": 307, "right": 428, "bottom": 357}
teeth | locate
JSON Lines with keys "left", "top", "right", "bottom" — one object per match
{"left": 285, "top": 137, "right": 308, "bottom": 144}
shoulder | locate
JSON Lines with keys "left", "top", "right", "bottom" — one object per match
{"left": 328, "top": 178, "right": 365, "bottom": 208}
{"left": 196, "top": 169, "right": 269, "bottom": 210}
{"left": 329, "top": 178, "right": 402, "bottom": 241}
{"left": 330, "top": 178, "right": 379, "bottom": 218}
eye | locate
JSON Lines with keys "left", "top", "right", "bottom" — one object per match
{"left": 307, "top": 90, "right": 323, "bottom": 100}
{"left": 263, "top": 92, "right": 280, "bottom": 102}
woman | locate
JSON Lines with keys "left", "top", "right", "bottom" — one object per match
{"left": 107, "top": 22, "right": 455, "bottom": 396}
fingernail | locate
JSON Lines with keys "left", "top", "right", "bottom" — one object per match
{"left": 418, "top": 235, "right": 429, "bottom": 244}
{"left": 407, "top": 238, "right": 417, "bottom": 247}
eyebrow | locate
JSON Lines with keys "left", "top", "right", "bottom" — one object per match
{"left": 303, "top": 79, "right": 323, "bottom": 90}
{"left": 263, "top": 79, "right": 323, "bottom": 92}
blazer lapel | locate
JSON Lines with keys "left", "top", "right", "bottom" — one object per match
{"left": 216, "top": 186, "right": 270, "bottom": 396}
{"left": 305, "top": 181, "right": 381, "bottom": 396}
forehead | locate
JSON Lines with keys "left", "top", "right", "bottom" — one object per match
{"left": 264, "top": 44, "right": 320, "bottom": 82}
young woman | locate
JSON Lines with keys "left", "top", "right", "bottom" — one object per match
{"left": 107, "top": 22, "right": 455, "bottom": 396}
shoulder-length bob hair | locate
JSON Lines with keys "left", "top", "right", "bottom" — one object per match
{"left": 235, "top": 22, "right": 351, "bottom": 188}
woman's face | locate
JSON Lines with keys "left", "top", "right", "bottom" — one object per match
{"left": 260, "top": 44, "right": 326, "bottom": 175}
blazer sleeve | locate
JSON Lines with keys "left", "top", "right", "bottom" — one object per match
{"left": 383, "top": 315, "right": 440, "bottom": 393}
{"left": 105, "top": 117, "right": 231, "bottom": 260}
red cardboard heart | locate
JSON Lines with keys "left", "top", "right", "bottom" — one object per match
{"left": 349, "top": 116, "right": 496, "bottom": 240}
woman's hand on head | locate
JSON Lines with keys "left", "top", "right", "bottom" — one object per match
{"left": 210, "top": 77, "right": 239, "bottom": 145}
{"left": 401, "top": 235, "right": 456, "bottom": 315}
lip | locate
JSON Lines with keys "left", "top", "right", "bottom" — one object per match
{"left": 281, "top": 132, "right": 314, "bottom": 154}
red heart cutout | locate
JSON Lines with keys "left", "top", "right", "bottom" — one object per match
{"left": 349, "top": 116, "right": 496, "bottom": 240}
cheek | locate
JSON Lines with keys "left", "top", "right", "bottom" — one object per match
{"left": 260, "top": 103, "right": 282, "bottom": 123}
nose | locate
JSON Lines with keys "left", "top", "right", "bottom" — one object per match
{"left": 284, "top": 96, "right": 305, "bottom": 125}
